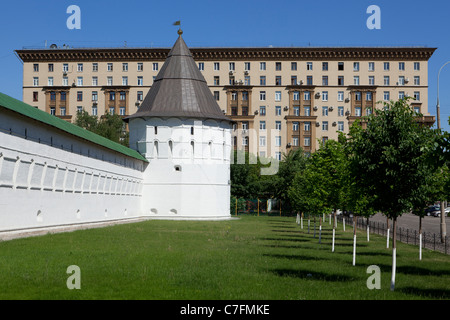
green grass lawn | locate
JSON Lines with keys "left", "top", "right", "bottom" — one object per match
{"left": 0, "top": 215, "right": 449, "bottom": 300}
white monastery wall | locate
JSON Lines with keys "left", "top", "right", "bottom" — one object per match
{"left": 0, "top": 111, "right": 145, "bottom": 233}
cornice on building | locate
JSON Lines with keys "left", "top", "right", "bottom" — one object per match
{"left": 15, "top": 47, "right": 437, "bottom": 62}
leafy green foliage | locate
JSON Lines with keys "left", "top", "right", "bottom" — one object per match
{"left": 74, "top": 110, "right": 129, "bottom": 147}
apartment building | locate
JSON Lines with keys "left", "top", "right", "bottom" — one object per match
{"left": 16, "top": 45, "right": 436, "bottom": 159}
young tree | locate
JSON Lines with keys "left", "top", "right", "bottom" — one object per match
{"left": 348, "top": 98, "right": 437, "bottom": 291}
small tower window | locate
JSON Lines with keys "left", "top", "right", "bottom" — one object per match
{"left": 191, "top": 127, "right": 194, "bottom": 135}
{"left": 154, "top": 126, "right": 158, "bottom": 135}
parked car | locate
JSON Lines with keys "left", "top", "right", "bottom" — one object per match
{"left": 425, "top": 205, "right": 441, "bottom": 217}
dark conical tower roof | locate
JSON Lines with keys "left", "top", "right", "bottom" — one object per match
{"left": 126, "top": 31, "right": 231, "bottom": 122}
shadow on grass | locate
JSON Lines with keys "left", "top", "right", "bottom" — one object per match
{"left": 376, "top": 263, "right": 450, "bottom": 277}
{"left": 262, "top": 253, "right": 328, "bottom": 261}
{"left": 271, "top": 268, "right": 356, "bottom": 282}
{"left": 399, "top": 287, "right": 450, "bottom": 299}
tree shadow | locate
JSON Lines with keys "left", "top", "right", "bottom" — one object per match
{"left": 399, "top": 287, "right": 450, "bottom": 299}
{"left": 262, "top": 253, "right": 328, "bottom": 262}
{"left": 260, "top": 236, "right": 310, "bottom": 243}
{"left": 271, "top": 268, "right": 356, "bottom": 282}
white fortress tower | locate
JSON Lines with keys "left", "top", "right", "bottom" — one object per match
{"left": 126, "top": 31, "right": 233, "bottom": 220}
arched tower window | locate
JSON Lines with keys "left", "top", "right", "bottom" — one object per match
{"left": 153, "top": 141, "right": 159, "bottom": 158}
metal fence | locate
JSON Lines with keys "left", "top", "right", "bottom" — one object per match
{"left": 336, "top": 215, "right": 449, "bottom": 255}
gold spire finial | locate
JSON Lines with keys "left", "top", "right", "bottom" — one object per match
{"left": 177, "top": 28, "right": 183, "bottom": 36}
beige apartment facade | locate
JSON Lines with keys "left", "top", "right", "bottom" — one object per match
{"left": 16, "top": 46, "right": 436, "bottom": 159}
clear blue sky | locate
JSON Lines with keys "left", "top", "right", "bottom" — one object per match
{"left": 1, "top": 0, "right": 450, "bottom": 131}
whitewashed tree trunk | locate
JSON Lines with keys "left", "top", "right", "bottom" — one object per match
{"left": 301, "top": 213, "right": 303, "bottom": 229}
{"left": 390, "top": 217, "right": 397, "bottom": 291}
{"left": 386, "top": 217, "right": 390, "bottom": 249}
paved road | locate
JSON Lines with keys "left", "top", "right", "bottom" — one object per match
{"left": 370, "top": 212, "right": 450, "bottom": 235}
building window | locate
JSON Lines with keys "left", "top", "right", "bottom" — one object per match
{"left": 198, "top": 62, "right": 204, "bottom": 71}
{"left": 91, "top": 76, "right": 98, "bottom": 86}
{"left": 107, "top": 63, "right": 113, "bottom": 72}
{"left": 260, "top": 76, "right": 266, "bottom": 85}
{"left": 304, "top": 106, "right": 311, "bottom": 116}
{"left": 229, "top": 62, "right": 235, "bottom": 71}
{"left": 260, "top": 91, "right": 266, "bottom": 101}
{"left": 244, "top": 62, "right": 251, "bottom": 71}
{"left": 293, "top": 91, "right": 300, "bottom": 101}
{"left": 109, "top": 107, "right": 115, "bottom": 114}
{"left": 306, "top": 76, "right": 313, "bottom": 85}
{"left": 384, "top": 91, "right": 390, "bottom": 101}
{"left": 291, "top": 62, "right": 297, "bottom": 71}
{"left": 275, "top": 91, "right": 281, "bottom": 101}
{"left": 275, "top": 106, "right": 281, "bottom": 116}
{"left": 92, "top": 63, "right": 98, "bottom": 72}
{"left": 60, "top": 107, "right": 66, "bottom": 116}
{"left": 259, "top": 121, "right": 266, "bottom": 131}
{"left": 337, "top": 91, "right": 344, "bottom": 101}
{"left": 60, "top": 92, "right": 66, "bottom": 101}
{"left": 77, "top": 77, "right": 83, "bottom": 86}
{"left": 369, "top": 76, "right": 375, "bottom": 85}
{"left": 414, "top": 76, "right": 420, "bottom": 85}
{"left": 107, "top": 76, "right": 113, "bottom": 86}
{"left": 399, "top": 62, "right": 405, "bottom": 71}
{"left": 338, "top": 62, "right": 344, "bottom": 71}
{"left": 213, "top": 76, "right": 220, "bottom": 86}
{"left": 214, "top": 62, "right": 220, "bottom": 71}
{"left": 322, "top": 121, "right": 328, "bottom": 131}
{"left": 259, "top": 136, "right": 266, "bottom": 147}
{"left": 368, "top": 62, "right": 375, "bottom": 71}
{"left": 32, "top": 91, "right": 38, "bottom": 102}
{"left": 398, "top": 76, "right": 405, "bottom": 86}
{"left": 92, "top": 91, "right": 98, "bottom": 101}
{"left": 306, "top": 62, "right": 313, "bottom": 70}
{"left": 322, "top": 91, "right": 328, "bottom": 101}
{"left": 137, "top": 91, "right": 143, "bottom": 101}
{"left": 242, "top": 91, "right": 249, "bottom": 101}
{"left": 366, "top": 92, "right": 372, "bottom": 101}
{"left": 122, "top": 76, "right": 128, "bottom": 85}
{"left": 293, "top": 122, "right": 299, "bottom": 131}
{"left": 63, "top": 64, "right": 69, "bottom": 72}
{"left": 48, "top": 64, "right": 54, "bottom": 72}
{"left": 292, "top": 137, "right": 299, "bottom": 146}
{"left": 322, "top": 106, "right": 328, "bottom": 116}
{"left": 353, "top": 76, "right": 360, "bottom": 85}
{"left": 322, "top": 76, "right": 328, "bottom": 86}
{"left": 77, "top": 63, "right": 83, "bottom": 72}
{"left": 137, "top": 63, "right": 144, "bottom": 71}
{"left": 275, "top": 76, "right": 282, "bottom": 86}
{"left": 120, "top": 92, "right": 126, "bottom": 100}
{"left": 399, "top": 91, "right": 405, "bottom": 99}
{"left": 48, "top": 77, "right": 54, "bottom": 86}
{"left": 137, "top": 76, "right": 143, "bottom": 86}
{"left": 304, "top": 137, "right": 311, "bottom": 147}
{"left": 275, "top": 62, "right": 282, "bottom": 71}
{"left": 354, "top": 92, "right": 361, "bottom": 101}
{"left": 275, "top": 136, "right": 281, "bottom": 147}
{"left": 414, "top": 62, "right": 420, "bottom": 71}
{"left": 353, "top": 62, "right": 359, "bottom": 71}
{"left": 260, "top": 62, "right": 266, "bottom": 71}
{"left": 293, "top": 106, "right": 300, "bottom": 116}
{"left": 384, "top": 62, "right": 390, "bottom": 71}
{"left": 304, "top": 122, "right": 310, "bottom": 131}
{"left": 338, "top": 121, "right": 344, "bottom": 131}
{"left": 338, "top": 106, "right": 344, "bottom": 117}
{"left": 50, "top": 107, "right": 55, "bottom": 115}
{"left": 242, "top": 136, "right": 248, "bottom": 146}
{"left": 275, "top": 121, "right": 281, "bottom": 131}
{"left": 355, "top": 107, "right": 361, "bottom": 116}
{"left": 153, "top": 63, "right": 158, "bottom": 71}
{"left": 366, "top": 107, "right": 373, "bottom": 116}
{"left": 33, "top": 64, "right": 39, "bottom": 72}
{"left": 304, "top": 91, "right": 310, "bottom": 101}
{"left": 119, "top": 107, "right": 126, "bottom": 116}
{"left": 92, "top": 106, "right": 98, "bottom": 116}
{"left": 259, "top": 106, "right": 266, "bottom": 116}
{"left": 77, "top": 91, "right": 83, "bottom": 101}
{"left": 338, "top": 76, "right": 344, "bottom": 86}
{"left": 414, "top": 91, "right": 420, "bottom": 101}
{"left": 50, "top": 91, "right": 56, "bottom": 101}
{"left": 322, "top": 62, "right": 328, "bottom": 71}
{"left": 384, "top": 76, "right": 390, "bottom": 86}
{"left": 33, "top": 77, "right": 39, "bottom": 86}
{"left": 77, "top": 106, "right": 82, "bottom": 113}
{"left": 214, "top": 91, "right": 220, "bottom": 101}
{"left": 122, "top": 63, "right": 128, "bottom": 72}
